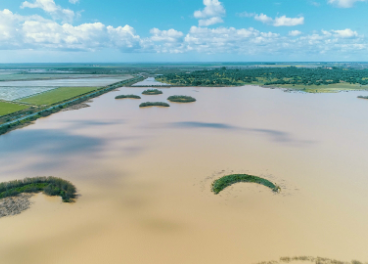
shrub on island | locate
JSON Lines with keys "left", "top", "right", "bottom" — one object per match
{"left": 139, "top": 102, "right": 170, "bottom": 108}
{"left": 142, "top": 89, "right": 163, "bottom": 95}
{"left": 167, "top": 95, "right": 196, "bottom": 103}
{"left": 0, "top": 177, "right": 77, "bottom": 202}
{"left": 115, "top": 95, "right": 141, "bottom": 99}
{"left": 358, "top": 95, "right": 368, "bottom": 99}
{"left": 212, "top": 174, "right": 281, "bottom": 194}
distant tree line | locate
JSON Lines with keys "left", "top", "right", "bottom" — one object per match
{"left": 156, "top": 67, "right": 368, "bottom": 86}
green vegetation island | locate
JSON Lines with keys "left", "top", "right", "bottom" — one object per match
{"left": 156, "top": 67, "right": 368, "bottom": 93}
{"left": 139, "top": 102, "right": 170, "bottom": 108}
{"left": 142, "top": 89, "right": 163, "bottom": 95}
{"left": 358, "top": 95, "right": 368, "bottom": 99}
{"left": 115, "top": 94, "right": 141, "bottom": 99}
{"left": 212, "top": 174, "right": 281, "bottom": 194}
{"left": 0, "top": 176, "right": 77, "bottom": 202}
{"left": 167, "top": 95, "right": 196, "bottom": 103}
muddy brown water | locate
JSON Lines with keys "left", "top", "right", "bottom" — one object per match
{"left": 1, "top": 86, "right": 368, "bottom": 264}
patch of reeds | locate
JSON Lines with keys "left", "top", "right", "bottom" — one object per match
{"left": 0, "top": 177, "right": 77, "bottom": 202}
{"left": 167, "top": 95, "right": 196, "bottom": 103}
{"left": 115, "top": 95, "right": 141, "bottom": 99}
{"left": 139, "top": 102, "right": 170, "bottom": 108}
{"left": 142, "top": 89, "right": 163, "bottom": 95}
{"left": 358, "top": 95, "right": 368, "bottom": 99}
{"left": 212, "top": 174, "right": 281, "bottom": 194}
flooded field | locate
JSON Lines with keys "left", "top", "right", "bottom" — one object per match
{"left": 0, "top": 76, "right": 131, "bottom": 87}
{"left": 0, "top": 86, "right": 368, "bottom": 264}
{"left": 0, "top": 87, "right": 58, "bottom": 101}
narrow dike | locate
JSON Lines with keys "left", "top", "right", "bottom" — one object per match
{"left": 0, "top": 76, "right": 144, "bottom": 136}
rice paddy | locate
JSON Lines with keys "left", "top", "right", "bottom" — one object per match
{"left": 19, "top": 87, "right": 99, "bottom": 106}
{"left": 212, "top": 174, "right": 281, "bottom": 194}
{"left": 0, "top": 101, "right": 29, "bottom": 117}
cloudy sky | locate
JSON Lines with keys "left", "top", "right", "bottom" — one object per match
{"left": 0, "top": 0, "right": 367, "bottom": 62}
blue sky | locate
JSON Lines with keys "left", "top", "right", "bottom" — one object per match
{"left": 0, "top": 0, "right": 368, "bottom": 62}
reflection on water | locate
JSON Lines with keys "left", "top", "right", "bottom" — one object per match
{"left": 165, "top": 121, "right": 312, "bottom": 144}
{"left": 0, "top": 129, "right": 104, "bottom": 155}
{"left": 1, "top": 86, "right": 368, "bottom": 264}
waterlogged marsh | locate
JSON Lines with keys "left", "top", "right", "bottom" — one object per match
{"left": 1, "top": 86, "right": 368, "bottom": 263}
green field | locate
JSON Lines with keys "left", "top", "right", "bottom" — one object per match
{"left": 19, "top": 87, "right": 99, "bottom": 106}
{"left": 0, "top": 101, "right": 29, "bottom": 117}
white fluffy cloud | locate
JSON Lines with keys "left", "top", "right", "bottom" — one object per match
{"left": 150, "top": 28, "right": 183, "bottom": 42}
{"left": 0, "top": 0, "right": 367, "bottom": 59}
{"left": 194, "top": 0, "right": 225, "bottom": 26}
{"left": 289, "top": 30, "right": 302, "bottom": 36}
{"left": 328, "top": 0, "right": 366, "bottom": 8}
{"left": 323, "top": 28, "right": 358, "bottom": 38}
{"left": 184, "top": 26, "right": 280, "bottom": 54}
{"left": 21, "top": 0, "right": 75, "bottom": 23}
{"left": 252, "top": 13, "right": 304, "bottom": 27}
{"left": 254, "top": 13, "right": 273, "bottom": 24}
{"left": 0, "top": 8, "right": 141, "bottom": 51}
{"left": 274, "top": 16, "right": 304, "bottom": 26}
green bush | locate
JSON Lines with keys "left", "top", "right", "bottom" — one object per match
{"left": 0, "top": 177, "right": 77, "bottom": 202}
{"left": 212, "top": 174, "right": 280, "bottom": 194}
{"left": 115, "top": 94, "right": 141, "bottom": 99}
{"left": 142, "top": 89, "right": 163, "bottom": 95}
{"left": 167, "top": 95, "right": 196, "bottom": 103}
{"left": 139, "top": 102, "right": 170, "bottom": 108}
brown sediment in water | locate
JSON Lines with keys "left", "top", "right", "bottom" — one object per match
{"left": 0, "top": 86, "right": 368, "bottom": 263}
{"left": 256, "top": 256, "right": 365, "bottom": 264}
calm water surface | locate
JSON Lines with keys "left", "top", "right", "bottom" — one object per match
{"left": 0, "top": 86, "right": 368, "bottom": 264}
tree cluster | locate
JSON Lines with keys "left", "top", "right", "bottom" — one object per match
{"left": 0, "top": 177, "right": 77, "bottom": 202}
{"left": 156, "top": 67, "right": 368, "bottom": 86}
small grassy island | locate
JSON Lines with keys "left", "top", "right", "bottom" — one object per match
{"left": 139, "top": 102, "right": 170, "bottom": 108}
{"left": 0, "top": 177, "right": 77, "bottom": 202}
{"left": 358, "top": 95, "right": 368, "bottom": 99}
{"left": 167, "top": 95, "right": 196, "bottom": 103}
{"left": 212, "top": 174, "right": 281, "bottom": 194}
{"left": 115, "top": 94, "right": 141, "bottom": 99}
{"left": 142, "top": 89, "right": 163, "bottom": 95}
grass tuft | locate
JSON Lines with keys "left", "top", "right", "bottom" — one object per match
{"left": 115, "top": 94, "right": 141, "bottom": 99}
{"left": 139, "top": 102, "right": 170, "bottom": 108}
{"left": 142, "top": 89, "right": 163, "bottom": 95}
{"left": 212, "top": 174, "right": 281, "bottom": 194}
{"left": 358, "top": 95, "right": 368, "bottom": 99}
{"left": 167, "top": 95, "right": 196, "bottom": 103}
